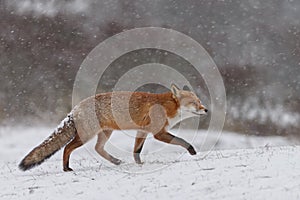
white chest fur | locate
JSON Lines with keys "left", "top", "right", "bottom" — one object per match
{"left": 167, "top": 110, "right": 196, "bottom": 130}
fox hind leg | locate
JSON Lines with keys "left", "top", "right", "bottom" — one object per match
{"left": 95, "top": 130, "right": 122, "bottom": 165}
{"left": 133, "top": 131, "right": 148, "bottom": 164}
{"left": 63, "top": 133, "right": 83, "bottom": 172}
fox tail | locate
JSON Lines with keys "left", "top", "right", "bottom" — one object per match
{"left": 19, "top": 114, "right": 76, "bottom": 171}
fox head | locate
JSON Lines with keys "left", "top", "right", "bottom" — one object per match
{"left": 170, "top": 84, "right": 208, "bottom": 116}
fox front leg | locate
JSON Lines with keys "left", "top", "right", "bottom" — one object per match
{"left": 153, "top": 130, "right": 197, "bottom": 155}
{"left": 133, "top": 131, "right": 148, "bottom": 164}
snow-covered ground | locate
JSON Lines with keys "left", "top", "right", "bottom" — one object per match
{"left": 0, "top": 126, "right": 299, "bottom": 199}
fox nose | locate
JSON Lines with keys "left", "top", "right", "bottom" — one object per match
{"left": 204, "top": 109, "right": 208, "bottom": 113}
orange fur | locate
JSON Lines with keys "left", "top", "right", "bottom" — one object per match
{"left": 19, "top": 84, "right": 207, "bottom": 171}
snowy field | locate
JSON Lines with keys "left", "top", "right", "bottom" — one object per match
{"left": 0, "top": 126, "right": 300, "bottom": 199}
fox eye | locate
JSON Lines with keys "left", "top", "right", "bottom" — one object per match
{"left": 189, "top": 102, "right": 197, "bottom": 106}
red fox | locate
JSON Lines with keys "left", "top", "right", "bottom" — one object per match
{"left": 19, "top": 84, "right": 207, "bottom": 171}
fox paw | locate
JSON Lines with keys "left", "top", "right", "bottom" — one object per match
{"left": 134, "top": 156, "right": 144, "bottom": 165}
{"left": 135, "top": 160, "right": 144, "bottom": 165}
{"left": 63, "top": 167, "right": 73, "bottom": 172}
{"left": 111, "top": 158, "right": 122, "bottom": 165}
{"left": 187, "top": 146, "right": 197, "bottom": 155}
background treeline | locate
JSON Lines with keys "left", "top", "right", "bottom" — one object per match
{"left": 1, "top": 0, "right": 299, "bottom": 137}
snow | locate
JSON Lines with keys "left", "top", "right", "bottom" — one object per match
{"left": 0, "top": 126, "right": 299, "bottom": 199}
{"left": 54, "top": 113, "right": 73, "bottom": 134}
{"left": 228, "top": 97, "right": 300, "bottom": 128}
{"left": 6, "top": 0, "right": 90, "bottom": 17}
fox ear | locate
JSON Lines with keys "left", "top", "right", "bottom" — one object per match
{"left": 183, "top": 85, "right": 191, "bottom": 91}
{"left": 171, "top": 83, "right": 181, "bottom": 98}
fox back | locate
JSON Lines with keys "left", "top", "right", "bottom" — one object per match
{"left": 19, "top": 84, "right": 207, "bottom": 171}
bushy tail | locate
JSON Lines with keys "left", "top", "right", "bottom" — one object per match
{"left": 19, "top": 114, "right": 76, "bottom": 171}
